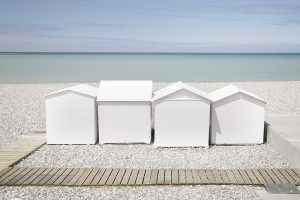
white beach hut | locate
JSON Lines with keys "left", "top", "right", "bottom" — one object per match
{"left": 153, "top": 81, "right": 211, "bottom": 147}
{"left": 45, "top": 84, "right": 98, "bottom": 144}
{"left": 209, "top": 85, "right": 266, "bottom": 144}
{"left": 97, "top": 80, "right": 153, "bottom": 144}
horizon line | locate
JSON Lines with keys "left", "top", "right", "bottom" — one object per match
{"left": 1, "top": 52, "right": 300, "bottom": 54}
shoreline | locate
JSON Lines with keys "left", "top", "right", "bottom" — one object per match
{"left": 1, "top": 80, "right": 300, "bottom": 85}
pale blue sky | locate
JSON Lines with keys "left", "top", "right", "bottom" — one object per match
{"left": 1, "top": 0, "right": 300, "bottom": 52}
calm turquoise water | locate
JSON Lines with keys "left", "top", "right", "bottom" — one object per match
{"left": 0, "top": 53, "right": 300, "bottom": 83}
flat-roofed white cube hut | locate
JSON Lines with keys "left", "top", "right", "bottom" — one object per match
{"left": 97, "top": 80, "right": 152, "bottom": 144}
{"left": 209, "top": 85, "right": 266, "bottom": 144}
{"left": 153, "top": 81, "right": 212, "bottom": 147}
{"left": 46, "top": 84, "right": 98, "bottom": 144}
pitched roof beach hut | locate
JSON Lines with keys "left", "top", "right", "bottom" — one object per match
{"left": 209, "top": 85, "right": 266, "bottom": 144}
{"left": 153, "top": 82, "right": 211, "bottom": 147}
{"left": 97, "top": 80, "right": 153, "bottom": 144}
{"left": 45, "top": 84, "right": 98, "bottom": 144}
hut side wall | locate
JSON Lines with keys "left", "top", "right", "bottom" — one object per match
{"left": 98, "top": 101, "right": 151, "bottom": 144}
{"left": 46, "top": 92, "right": 97, "bottom": 144}
{"left": 211, "top": 93, "right": 265, "bottom": 144}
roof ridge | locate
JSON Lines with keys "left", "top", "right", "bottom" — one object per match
{"left": 46, "top": 84, "right": 98, "bottom": 98}
{"left": 152, "top": 82, "right": 211, "bottom": 102}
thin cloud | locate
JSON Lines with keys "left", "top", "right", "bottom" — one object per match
{"left": 51, "top": 2, "right": 300, "bottom": 16}
{"left": 20, "top": 1, "right": 300, "bottom": 16}
{"left": 267, "top": 18, "right": 300, "bottom": 26}
{"left": 69, "top": 22, "right": 165, "bottom": 28}
{"left": 0, "top": 23, "right": 64, "bottom": 34}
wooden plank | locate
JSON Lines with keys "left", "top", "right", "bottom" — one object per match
{"left": 271, "top": 169, "right": 289, "bottom": 184}
{"left": 225, "top": 170, "right": 238, "bottom": 184}
{"left": 82, "top": 168, "right": 101, "bottom": 186}
{"left": 186, "top": 169, "right": 194, "bottom": 184}
{"left": 121, "top": 169, "right": 132, "bottom": 185}
{"left": 0, "top": 168, "right": 19, "bottom": 183}
{"left": 164, "top": 169, "right": 172, "bottom": 185}
{"left": 7, "top": 168, "right": 33, "bottom": 185}
{"left": 205, "top": 169, "right": 215, "bottom": 184}
{"left": 75, "top": 168, "right": 93, "bottom": 186}
{"left": 67, "top": 168, "right": 86, "bottom": 186}
{"left": 113, "top": 168, "right": 126, "bottom": 186}
{"left": 98, "top": 168, "right": 112, "bottom": 186}
{"left": 231, "top": 169, "right": 245, "bottom": 184}
{"left": 61, "top": 168, "right": 80, "bottom": 186}
{"left": 157, "top": 169, "right": 165, "bottom": 185}
{"left": 239, "top": 169, "right": 252, "bottom": 184}
{"left": 219, "top": 169, "right": 230, "bottom": 184}
{"left": 245, "top": 169, "right": 260, "bottom": 185}
{"left": 278, "top": 169, "right": 296, "bottom": 184}
{"left": 0, "top": 134, "right": 45, "bottom": 171}
{"left": 251, "top": 169, "right": 266, "bottom": 184}
{"left": 128, "top": 169, "right": 139, "bottom": 185}
{"left": 22, "top": 168, "right": 47, "bottom": 185}
{"left": 142, "top": 169, "right": 152, "bottom": 185}
{"left": 0, "top": 151, "right": 31, "bottom": 154}
{"left": 285, "top": 169, "right": 300, "bottom": 184}
{"left": 90, "top": 169, "right": 105, "bottom": 186}
{"left": 106, "top": 168, "right": 119, "bottom": 186}
{"left": 0, "top": 155, "right": 24, "bottom": 160}
{"left": 30, "top": 168, "right": 53, "bottom": 185}
{"left": 45, "top": 168, "right": 67, "bottom": 185}
{"left": 212, "top": 169, "right": 223, "bottom": 184}
{"left": 150, "top": 169, "right": 158, "bottom": 185}
{"left": 198, "top": 169, "right": 209, "bottom": 184}
{"left": 179, "top": 169, "right": 186, "bottom": 185}
{"left": 258, "top": 169, "right": 274, "bottom": 184}
{"left": 136, "top": 169, "right": 146, "bottom": 185}
{"left": 191, "top": 169, "right": 201, "bottom": 184}
{"left": 2, "top": 167, "right": 298, "bottom": 186}
{"left": 53, "top": 168, "right": 73, "bottom": 185}
{"left": 31, "top": 168, "right": 53, "bottom": 185}
{"left": 265, "top": 169, "right": 281, "bottom": 184}
{"left": 292, "top": 169, "right": 300, "bottom": 178}
{"left": 0, "top": 156, "right": 29, "bottom": 161}
{"left": 14, "top": 168, "right": 40, "bottom": 185}
{"left": 0, "top": 167, "right": 13, "bottom": 177}
{"left": 0, "top": 168, "right": 26, "bottom": 185}
{"left": 171, "top": 169, "right": 179, "bottom": 185}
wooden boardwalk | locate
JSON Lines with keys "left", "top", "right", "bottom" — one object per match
{"left": 0, "top": 130, "right": 299, "bottom": 187}
{"left": 0, "top": 133, "right": 46, "bottom": 171}
{"left": 0, "top": 167, "right": 299, "bottom": 187}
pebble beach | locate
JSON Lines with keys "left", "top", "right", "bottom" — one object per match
{"left": 1, "top": 81, "right": 300, "bottom": 199}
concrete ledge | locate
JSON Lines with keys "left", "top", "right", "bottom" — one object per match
{"left": 266, "top": 114, "right": 300, "bottom": 168}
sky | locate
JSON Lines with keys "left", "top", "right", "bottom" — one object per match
{"left": 1, "top": 0, "right": 300, "bottom": 52}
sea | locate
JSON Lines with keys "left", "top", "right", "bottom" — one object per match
{"left": 0, "top": 53, "right": 300, "bottom": 83}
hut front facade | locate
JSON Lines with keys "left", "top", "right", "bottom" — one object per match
{"left": 45, "top": 84, "right": 98, "bottom": 144}
{"left": 97, "top": 80, "right": 153, "bottom": 144}
{"left": 153, "top": 82, "right": 211, "bottom": 147}
{"left": 209, "top": 85, "right": 266, "bottom": 144}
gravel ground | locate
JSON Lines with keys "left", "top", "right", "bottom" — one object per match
{"left": 1, "top": 81, "right": 300, "bottom": 148}
{"left": 1, "top": 81, "right": 299, "bottom": 199}
{"left": 16, "top": 144, "right": 291, "bottom": 168}
{"left": 0, "top": 185, "right": 261, "bottom": 200}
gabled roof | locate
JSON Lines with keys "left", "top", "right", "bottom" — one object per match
{"left": 209, "top": 84, "right": 265, "bottom": 103}
{"left": 152, "top": 81, "right": 211, "bottom": 102}
{"left": 97, "top": 80, "right": 153, "bottom": 101}
{"left": 46, "top": 84, "right": 98, "bottom": 98}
